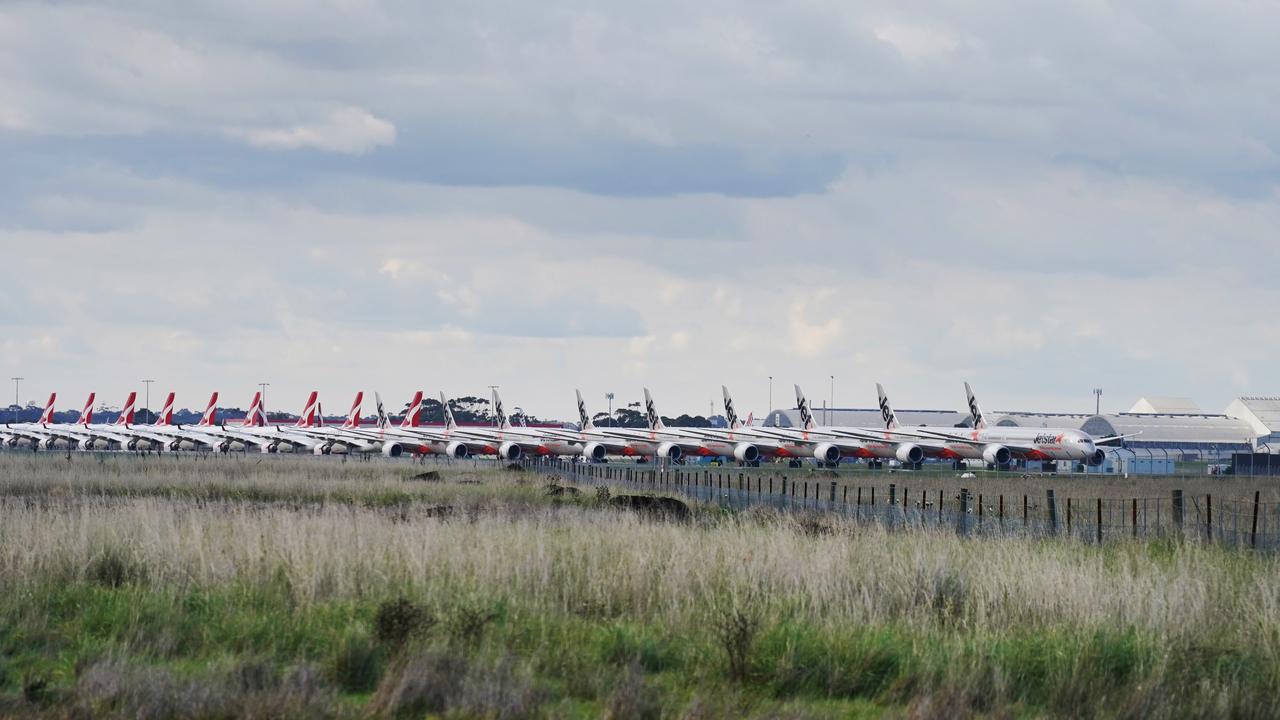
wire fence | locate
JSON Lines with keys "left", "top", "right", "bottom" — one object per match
{"left": 525, "top": 458, "right": 1280, "bottom": 550}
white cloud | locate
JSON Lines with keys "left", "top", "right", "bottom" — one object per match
{"left": 233, "top": 107, "right": 396, "bottom": 154}
{"left": 873, "top": 22, "right": 961, "bottom": 61}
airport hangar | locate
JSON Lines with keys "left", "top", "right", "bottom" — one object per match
{"left": 763, "top": 396, "right": 1280, "bottom": 474}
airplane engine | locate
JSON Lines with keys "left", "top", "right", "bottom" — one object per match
{"left": 582, "top": 442, "right": 607, "bottom": 462}
{"left": 982, "top": 444, "right": 1011, "bottom": 466}
{"left": 216, "top": 440, "right": 233, "bottom": 453}
{"left": 381, "top": 442, "right": 404, "bottom": 458}
{"left": 43, "top": 437, "right": 60, "bottom": 450}
{"left": 125, "top": 438, "right": 139, "bottom": 451}
{"left": 732, "top": 442, "right": 760, "bottom": 463}
{"left": 262, "top": 442, "right": 280, "bottom": 454}
{"left": 169, "top": 439, "right": 184, "bottom": 452}
{"left": 444, "top": 441, "right": 470, "bottom": 459}
{"left": 812, "top": 442, "right": 840, "bottom": 464}
{"left": 895, "top": 443, "right": 924, "bottom": 465}
{"left": 655, "top": 442, "right": 683, "bottom": 462}
{"left": 313, "top": 443, "right": 333, "bottom": 455}
{"left": 498, "top": 441, "right": 523, "bottom": 461}
{"left": 1088, "top": 448, "right": 1106, "bottom": 467}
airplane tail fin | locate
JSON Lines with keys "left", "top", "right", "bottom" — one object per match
{"left": 316, "top": 403, "right": 325, "bottom": 427}
{"left": 876, "top": 383, "right": 899, "bottom": 430}
{"left": 374, "top": 393, "right": 389, "bottom": 429}
{"left": 643, "top": 388, "right": 666, "bottom": 431}
{"left": 794, "top": 385, "right": 817, "bottom": 431}
{"left": 400, "top": 391, "right": 423, "bottom": 428}
{"left": 745, "top": 411, "right": 754, "bottom": 426}
{"left": 575, "top": 389, "right": 594, "bottom": 431}
{"left": 492, "top": 389, "right": 510, "bottom": 430}
{"left": 964, "top": 381, "right": 987, "bottom": 430}
{"left": 155, "top": 392, "right": 175, "bottom": 426}
{"left": 295, "top": 391, "right": 319, "bottom": 428}
{"left": 242, "top": 392, "right": 264, "bottom": 427}
{"left": 116, "top": 391, "right": 137, "bottom": 426}
{"left": 721, "top": 385, "right": 741, "bottom": 429}
{"left": 440, "top": 392, "right": 457, "bottom": 431}
{"left": 343, "top": 392, "right": 363, "bottom": 429}
{"left": 37, "top": 393, "right": 56, "bottom": 425}
{"left": 78, "top": 393, "right": 96, "bottom": 426}
{"left": 196, "top": 392, "right": 219, "bottom": 427}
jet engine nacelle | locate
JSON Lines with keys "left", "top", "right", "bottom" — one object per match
{"left": 381, "top": 442, "right": 404, "bottom": 458}
{"left": 655, "top": 441, "right": 683, "bottom": 462}
{"left": 982, "top": 444, "right": 1011, "bottom": 466}
{"left": 125, "top": 438, "right": 139, "bottom": 451}
{"left": 169, "top": 439, "right": 183, "bottom": 452}
{"left": 895, "top": 443, "right": 924, "bottom": 465}
{"left": 43, "top": 437, "right": 60, "bottom": 450}
{"left": 1087, "top": 448, "right": 1105, "bottom": 467}
{"left": 262, "top": 441, "right": 280, "bottom": 454}
{"left": 582, "top": 442, "right": 607, "bottom": 462}
{"left": 498, "top": 441, "right": 523, "bottom": 461}
{"left": 313, "top": 443, "right": 331, "bottom": 456}
{"left": 812, "top": 442, "right": 839, "bottom": 464}
{"left": 732, "top": 442, "right": 760, "bottom": 463}
{"left": 444, "top": 441, "right": 470, "bottom": 459}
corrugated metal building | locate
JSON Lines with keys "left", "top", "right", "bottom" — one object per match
{"left": 1224, "top": 397, "right": 1280, "bottom": 449}
{"left": 1081, "top": 413, "right": 1256, "bottom": 459}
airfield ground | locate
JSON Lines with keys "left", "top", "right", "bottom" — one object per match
{"left": 1, "top": 453, "right": 1278, "bottom": 718}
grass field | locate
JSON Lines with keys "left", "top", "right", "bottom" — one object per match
{"left": 1, "top": 453, "right": 1278, "bottom": 718}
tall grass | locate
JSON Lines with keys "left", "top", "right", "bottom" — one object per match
{"left": 1, "top": 453, "right": 1278, "bottom": 717}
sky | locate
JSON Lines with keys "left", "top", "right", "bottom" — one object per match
{"left": 2, "top": 0, "right": 1278, "bottom": 420}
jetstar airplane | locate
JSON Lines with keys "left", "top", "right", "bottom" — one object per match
{"left": 578, "top": 388, "right": 734, "bottom": 464}
{"left": 876, "top": 382, "right": 1108, "bottom": 467}
{"left": 425, "top": 389, "right": 590, "bottom": 461}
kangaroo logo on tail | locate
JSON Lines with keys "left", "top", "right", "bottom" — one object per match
{"left": 343, "top": 392, "right": 363, "bottom": 429}
{"left": 155, "top": 393, "right": 176, "bottom": 426}
{"left": 794, "top": 385, "right": 816, "bottom": 431}
{"left": 295, "top": 392, "right": 319, "bottom": 428}
{"left": 196, "top": 392, "right": 219, "bottom": 427}
{"left": 400, "top": 391, "right": 423, "bottom": 428}
{"left": 77, "top": 393, "right": 96, "bottom": 426}
{"left": 242, "top": 392, "right": 264, "bottom": 427}
{"left": 37, "top": 393, "right": 56, "bottom": 425}
{"left": 116, "top": 392, "right": 137, "bottom": 426}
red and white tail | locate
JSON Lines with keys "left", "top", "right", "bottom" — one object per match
{"left": 154, "top": 392, "right": 176, "bottom": 426}
{"left": 196, "top": 392, "right": 219, "bottom": 427}
{"left": 295, "top": 391, "right": 320, "bottom": 428}
{"left": 116, "top": 392, "right": 137, "bottom": 426}
{"left": 77, "top": 393, "right": 96, "bottom": 426}
{"left": 38, "top": 393, "right": 56, "bottom": 424}
{"left": 400, "top": 391, "right": 424, "bottom": 428}
{"left": 343, "top": 392, "right": 364, "bottom": 429}
{"left": 242, "top": 392, "right": 265, "bottom": 427}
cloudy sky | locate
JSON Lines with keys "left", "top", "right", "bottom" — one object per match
{"left": 2, "top": 0, "right": 1277, "bottom": 419}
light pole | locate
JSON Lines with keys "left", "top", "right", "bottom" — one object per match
{"left": 768, "top": 376, "right": 773, "bottom": 416}
{"left": 605, "top": 392, "right": 615, "bottom": 427}
{"left": 1093, "top": 388, "right": 1103, "bottom": 415}
{"left": 259, "top": 383, "right": 270, "bottom": 420}
{"left": 487, "top": 385, "right": 499, "bottom": 426}
{"left": 141, "top": 379, "right": 154, "bottom": 421}
{"left": 829, "top": 375, "right": 835, "bottom": 425}
{"left": 10, "top": 377, "right": 21, "bottom": 408}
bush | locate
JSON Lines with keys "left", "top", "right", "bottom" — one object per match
{"left": 374, "top": 598, "right": 433, "bottom": 648}
{"left": 332, "top": 633, "right": 383, "bottom": 694}
{"left": 88, "top": 547, "right": 147, "bottom": 588}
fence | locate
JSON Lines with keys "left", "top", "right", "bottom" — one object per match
{"left": 523, "top": 458, "right": 1280, "bottom": 550}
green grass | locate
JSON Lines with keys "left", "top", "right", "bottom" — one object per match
{"left": 1, "top": 453, "right": 1278, "bottom": 718}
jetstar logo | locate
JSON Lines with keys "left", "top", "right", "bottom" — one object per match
{"left": 577, "top": 398, "right": 588, "bottom": 426}
{"left": 724, "top": 397, "right": 738, "bottom": 427}
{"left": 645, "top": 399, "right": 659, "bottom": 429}
{"left": 878, "top": 396, "right": 896, "bottom": 428}
{"left": 1034, "top": 433, "right": 1065, "bottom": 445}
{"left": 798, "top": 398, "right": 814, "bottom": 429}
{"left": 968, "top": 395, "right": 983, "bottom": 427}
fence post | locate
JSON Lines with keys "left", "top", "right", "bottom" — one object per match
{"left": 1096, "top": 498, "right": 1103, "bottom": 544}
{"left": 889, "top": 484, "right": 896, "bottom": 507}
{"left": 1172, "top": 490, "right": 1184, "bottom": 535}
{"left": 1132, "top": 498, "right": 1138, "bottom": 538}
{"left": 938, "top": 489, "right": 943, "bottom": 523}
{"left": 1206, "top": 494, "right": 1213, "bottom": 542}
{"left": 1067, "top": 498, "right": 1072, "bottom": 537}
{"left": 958, "top": 488, "right": 970, "bottom": 536}
{"left": 829, "top": 481, "right": 836, "bottom": 503}
{"left": 998, "top": 495, "right": 1004, "bottom": 528}
{"left": 1023, "top": 494, "right": 1028, "bottom": 528}
{"left": 1252, "top": 491, "right": 1260, "bottom": 549}
{"left": 769, "top": 477, "right": 773, "bottom": 495}
{"left": 1046, "top": 489, "right": 1058, "bottom": 535}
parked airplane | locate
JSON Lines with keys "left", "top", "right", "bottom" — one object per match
{"left": 877, "top": 382, "right": 1107, "bottom": 467}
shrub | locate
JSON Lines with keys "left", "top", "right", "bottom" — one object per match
{"left": 374, "top": 598, "right": 433, "bottom": 648}
{"left": 332, "top": 633, "right": 383, "bottom": 694}
{"left": 88, "top": 547, "right": 147, "bottom": 588}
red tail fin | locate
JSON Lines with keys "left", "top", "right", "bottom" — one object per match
{"left": 196, "top": 392, "right": 218, "bottom": 427}
{"left": 116, "top": 392, "right": 137, "bottom": 426}
{"left": 242, "top": 392, "right": 265, "bottom": 427}
{"left": 78, "top": 393, "right": 96, "bottom": 426}
{"left": 400, "top": 391, "right": 424, "bottom": 428}
{"left": 343, "top": 392, "right": 364, "bottom": 429}
{"left": 154, "top": 392, "right": 175, "bottom": 426}
{"left": 295, "top": 391, "right": 319, "bottom": 428}
{"left": 37, "top": 393, "right": 56, "bottom": 424}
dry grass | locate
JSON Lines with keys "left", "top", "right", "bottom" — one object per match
{"left": 1, "top": 453, "right": 1278, "bottom": 718}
